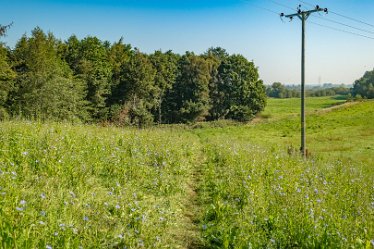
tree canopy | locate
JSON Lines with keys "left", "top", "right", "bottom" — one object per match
{"left": 352, "top": 69, "right": 374, "bottom": 99}
{"left": 0, "top": 27, "right": 267, "bottom": 124}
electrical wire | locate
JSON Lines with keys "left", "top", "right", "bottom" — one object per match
{"left": 240, "top": 0, "right": 281, "bottom": 16}
{"left": 238, "top": 0, "right": 374, "bottom": 41}
{"left": 267, "top": 0, "right": 296, "bottom": 11}
{"left": 309, "top": 21, "right": 374, "bottom": 40}
{"left": 298, "top": 0, "right": 374, "bottom": 28}
{"left": 311, "top": 15, "right": 374, "bottom": 35}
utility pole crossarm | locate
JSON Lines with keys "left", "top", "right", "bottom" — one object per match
{"left": 284, "top": 7, "right": 327, "bottom": 19}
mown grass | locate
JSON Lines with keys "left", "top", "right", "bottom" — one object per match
{"left": 0, "top": 97, "right": 373, "bottom": 248}
{"left": 259, "top": 96, "right": 347, "bottom": 121}
{"left": 195, "top": 98, "right": 373, "bottom": 164}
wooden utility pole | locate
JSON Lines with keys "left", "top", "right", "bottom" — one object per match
{"left": 281, "top": 5, "right": 327, "bottom": 158}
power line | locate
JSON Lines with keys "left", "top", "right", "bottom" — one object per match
{"left": 298, "top": 0, "right": 374, "bottom": 28}
{"left": 267, "top": 0, "right": 295, "bottom": 11}
{"left": 311, "top": 15, "right": 374, "bottom": 35}
{"left": 240, "top": 0, "right": 281, "bottom": 16}
{"left": 330, "top": 10, "right": 374, "bottom": 29}
{"left": 309, "top": 21, "right": 374, "bottom": 40}
{"left": 239, "top": 0, "right": 374, "bottom": 41}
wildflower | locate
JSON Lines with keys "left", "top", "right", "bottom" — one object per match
{"left": 83, "top": 216, "right": 89, "bottom": 221}
{"left": 16, "top": 207, "right": 24, "bottom": 211}
{"left": 202, "top": 224, "right": 207, "bottom": 230}
{"left": 117, "top": 234, "right": 124, "bottom": 239}
{"left": 38, "top": 221, "right": 46, "bottom": 225}
{"left": 314, "top": 188, "right": 318, "bottom": 194}
{"left": 46, "top": 245, "right": 52, "bottom": 249}
{"left": 22, "top": 151, "right": 28, "bottom": 156}
{"left": 54, "top": 232, "right": 58, "bottom": 236}
{"left": 40, "top": 211, "right": 46, "bottom": 216}
{"left": 138, "top": 239, "right": 144, "bottom": 247}
{"left": 40, "top": 193, "right": 46, "bottom": 199}
{"left": 371, "top": 240, "right": 374, "bottom": 247}
{"left": 296, "top": 188, "right": 301, "bottom": 193}
{"left": 104, "top": 202, "right": 108, "bottom": 207}
{"left": 69, "top": 191, "right": 76, "bottom": 198}
{"left": 115, "top": 204, "right": 120, "bottom": 209}
{"left": 316, "top": 199, "right": 322, "bottom": 203}
{"left": 20, "top": 200, "right": 27, "bottom": 206}
{"left": 59, "top": 223, "right": 65, "bottom": 230}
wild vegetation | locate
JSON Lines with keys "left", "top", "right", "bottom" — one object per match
{"left": 1, "top": 97, "right": 373, "bottom": 248}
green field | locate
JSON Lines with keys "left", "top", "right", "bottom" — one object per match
{"left": 0, "top": 97, "right": 373, "bottom": 248}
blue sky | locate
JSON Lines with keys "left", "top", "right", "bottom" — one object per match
{"left": 1, "top": 0, "right": 373, "bottom": 85}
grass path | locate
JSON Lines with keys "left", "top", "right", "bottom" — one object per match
{"left": 179, "top": 137, "right": 205, "bottom": 249}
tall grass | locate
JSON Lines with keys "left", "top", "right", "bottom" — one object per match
{"left": 0, "top": 98, "right": 373, "bottom": 248}
{"left": 198, "top": 139, "right": 373, "bottom": 248}
{"left": 0, "top": 122, "right": 201, "bottom": 248}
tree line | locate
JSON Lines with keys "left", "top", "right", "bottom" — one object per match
{"left": 0, "top": 27, "right": 267, "bottom": 125}
{"left": 266, "top": 82, "right": 354, "bottom": 99}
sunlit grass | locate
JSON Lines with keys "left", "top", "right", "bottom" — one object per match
{"left": 0, "top": 122, "right": 201, "bottom": 248}
{"left": 0, "top": 97, "right": 373, "bottom": 248}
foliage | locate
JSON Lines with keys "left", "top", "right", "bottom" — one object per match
{"left": 0, "top": 44, "right": 16, "bottom": 119}
{"left": 117, "top": 50, "right": 156, "bottom": 126}
{"left": 149, "top": 50, "right": 179, "bottom": 124}
{"left": 352, "top": 68, "right": 374, "bottom": 99}
{"left": 218, "top": 54, "right": 266, "bottom": 121}
{"left": 3, "top": 29, "right": 267, "bottom": 125}
{"left": 0, "top": 23, "right": 12, "bottom": 37}
{"left": 9, "top": 28, "right": 87, "bottom": 121}
{"left": 266, "top": 82, "right": 300, "bottom": 98}
{"left": 164, "top": 52, "right": 211, "bottom": 123}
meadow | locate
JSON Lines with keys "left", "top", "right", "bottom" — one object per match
{"left": 0, "top": 97, "right": 373, "bottom": 248}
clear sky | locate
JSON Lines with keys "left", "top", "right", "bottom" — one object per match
{"left": 1, "top": 0, "right": 373, "bottom": 85}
